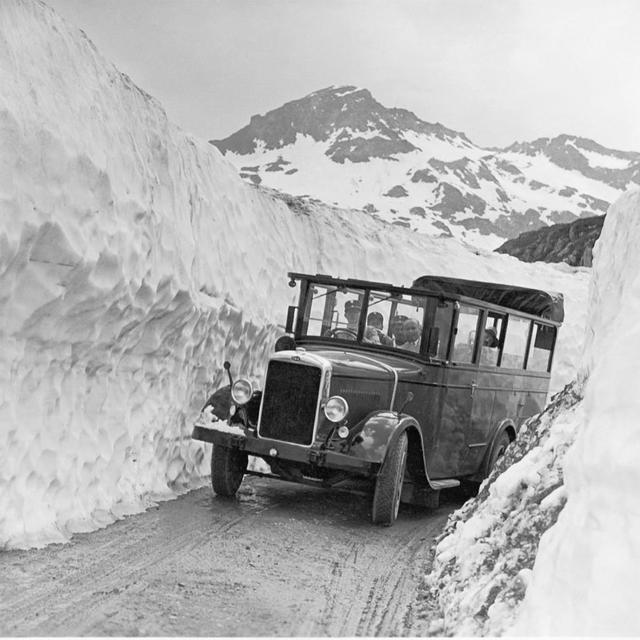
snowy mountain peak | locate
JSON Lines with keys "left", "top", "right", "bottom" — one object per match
{"left": 503, "top": 134, "right": 640, "bottom": 188}
{"left": 211, "top": 86, "right": 640, "bottom": 250}
{"left": 211, "top": 84, "right": 467, "bottom": 163}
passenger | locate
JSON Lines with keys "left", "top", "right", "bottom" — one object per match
{"left": 366, "top": 311, "right": 394, "bottom": 346}
{"left": 402, "top": 319, "right": 422, "bottom": 352}
{"left": 483, "top": 326, "right": 499, "bottom": 348}
{"left": 480, "top": 326, "right": 499, "bottom": 365}
{"left": 367, "top": 311, "right": 384, "bottom": 331}
{"left": 363, "top": 325, "right": 381, "bottom": 344}
{"left": 390, "top": 314, "right": 409, "bottom": 346}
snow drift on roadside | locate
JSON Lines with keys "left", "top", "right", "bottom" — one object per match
{"left": 421, "top": 189, "right": 640, "bottom": 635}
{"left": 420, "top": 382, "right": 583, "bottom": 635}
{"left": 511, "top": 188, "right": 640, "bottom": 635}
{"left": 0, "top": 0, "right": 588, "bottom": 549}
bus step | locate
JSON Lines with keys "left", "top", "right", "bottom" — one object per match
{"left": 430, "top": 479, "right": 460, "bottom": 490}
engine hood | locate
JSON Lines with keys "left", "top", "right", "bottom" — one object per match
{"left": 271, "top": 346, "right": 422, "bottom": 381}
{"left": 267, "top": 346, "right": 427, "bottom": 424}
{"left": 320, "top": 350, "right": 396, "bottom": 380}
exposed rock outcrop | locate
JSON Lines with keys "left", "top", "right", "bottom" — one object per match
{"left": 495, "top": 215, "right": 604, "bottom": 266}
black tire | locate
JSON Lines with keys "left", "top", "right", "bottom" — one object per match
{"left": 211, "top": 443, "right": 247, "bottom": 497}
{"left": 461, "top": 430, "right": 511, "bottom": 497}
{"left": 372, "top": 431, "right": 408, "bottom": 526}
{"left": 487, "top": 430, "right": 511, "bottom": 475}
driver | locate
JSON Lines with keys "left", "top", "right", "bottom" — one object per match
{"left": 345, "top": 300, "right": 361, "bottom": 331}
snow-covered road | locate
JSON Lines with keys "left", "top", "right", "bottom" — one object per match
{"left": 0, "top": 477, "right": 461, "bottom": 636}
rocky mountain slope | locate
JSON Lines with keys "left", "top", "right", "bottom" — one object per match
{"left": 495, "top": 215, "right": 604, "bottom": 266}
{"left": 211, "top": 86, "right": 639, "bottom": 250}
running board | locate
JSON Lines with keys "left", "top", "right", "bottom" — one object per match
{"left": 429, "top": 479, "right": 460, "bottom": 490}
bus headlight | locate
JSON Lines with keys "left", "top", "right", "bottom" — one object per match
{"left": 324, "top": 396, "right": 349, "bottom": 422}
{"left": 231, "top": 378, "right": 253, "bottom": 405}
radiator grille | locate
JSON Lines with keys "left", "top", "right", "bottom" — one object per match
{"left": 259, "top": 360, "right": 322, "bottom": 445}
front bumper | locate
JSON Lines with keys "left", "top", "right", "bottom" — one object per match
{"left": 192, "top": 425, "right": 376, "bottom": 475}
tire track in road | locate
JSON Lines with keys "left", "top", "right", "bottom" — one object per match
{"left": 356, "top": 523, "right": 428, "bottom": 636}
{"left": 296, "top": 507, "right": 451, "bottom": 637}
{"left": 0, "top": 485, "right": 275, "bottom": 635}
{"left": 307, "top": 539, "right": 363, "bottom": 636}
{"left": 1, "top": 478, "right": 461, "bottom": 636}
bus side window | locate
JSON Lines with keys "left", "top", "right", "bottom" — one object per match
{"left": 527, "top": 324, "right": 556, "bottom": 372}
{"left": 479, "top": 313, "right": 505, "bottom": 366}
{"left": 502, "top": 316, "right": 531, "bottom": 369}
{"left": 452, "top": 305, "right": 480, "bottom": 363}
{"left": 433, "top": 299, "right": 454, "bottom": 359}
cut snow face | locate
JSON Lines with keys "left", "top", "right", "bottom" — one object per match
{"left": 419, "top": 382, "right": 583, "bottom": 635}
{"left": 511, "top": 189, "right": 640, "bottom": 635}
{"left": 0, "top": 0, "right": 588, "bottom": 548}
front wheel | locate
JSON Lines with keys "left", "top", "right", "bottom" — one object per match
{"left": 211, "top": 444, "right": 247, "bottom": 497}
{"left": 372, "top": 431, "right": 408, "bottom": 526}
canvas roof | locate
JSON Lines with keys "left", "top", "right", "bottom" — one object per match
{"left": 411, "top": 275, "right": 564, "bottom": 323}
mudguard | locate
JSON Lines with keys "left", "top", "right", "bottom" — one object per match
{"left": 348, "top": 410, "right": 425, "bottom": 468}
{"left": 201, "top": 385, "right": 262, "bottom": 427}
{"left": 203, "top": 385, "right": 232, "bottom": 421}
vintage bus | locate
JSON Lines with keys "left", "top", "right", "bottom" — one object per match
{"left": 193, "top": 272, "right": 563, "bottom": 525}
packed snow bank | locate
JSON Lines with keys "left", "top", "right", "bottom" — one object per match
{"left": 420, "top": 189, "right": 640, "bottom": 636}
{"left": 420, "top": 383, "right": 583, "bottom": 635}
{"left": 511, "top": 189, "right": 640, "bottom": 635}
{"left": 0, "top": 0, "right": 588, "bottom": 548}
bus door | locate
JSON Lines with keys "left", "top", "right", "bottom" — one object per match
{"left": 468, "top": 311, "right": 507, "bottom": 470}
{"left": 430, "top": 303, "right": 481, "bottom": 478}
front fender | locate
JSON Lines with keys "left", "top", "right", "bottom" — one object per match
{"left": 202, "top": 385, "right": 262, "bottom": 427}
{"left": 203, "top": 385, "right": 232, "bottom": 420}
{"left": 348, "top": 411, "right": 421, "bottom": 464}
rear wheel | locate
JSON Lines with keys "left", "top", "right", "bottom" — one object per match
{"left": 462, "top": 430, "right": 511, "bottom": 497}
{"left": 372, "top": 431, "right": 408, "bottom": 526}
{"left": 487, "top": 431, "right": 511, "bottom": 473}
{"left": 211, "top": 444, "right": 247, "bottom": 497}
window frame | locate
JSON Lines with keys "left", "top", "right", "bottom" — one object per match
{"left": 526, "top": 322, "right": 558, "bottom": 373}
{"left": 451, "top": 302, "right": 483, "bottom": 365}
{"left": 500, "top": 314, "right": 533, "bottom": 370}
{"left": 292, "top": 276, "right": 560, "bottom": 374}
{"left": 477, "top": 309, "right": 506, "bottom": 368}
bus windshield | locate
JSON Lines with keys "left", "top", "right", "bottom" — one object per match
{"left": 301, "top": 284, "right": 428, "bottom": 354}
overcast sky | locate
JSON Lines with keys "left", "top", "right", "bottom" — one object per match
{"left": 46, "top": 0, "right": 640, "bottom": 151}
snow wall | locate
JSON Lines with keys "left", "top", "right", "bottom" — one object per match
{"left": 0, "top": 0, "right": 588, "bottom": 549}
{"left": 511, "top": 189, "right": 640, "bottom": 635}
{"left": 422, "top": 190, "right": 640, "bottom": 636}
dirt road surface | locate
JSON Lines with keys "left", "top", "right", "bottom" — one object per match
{"left": 0, "top": 476, "right": 462, "bottom": 636}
